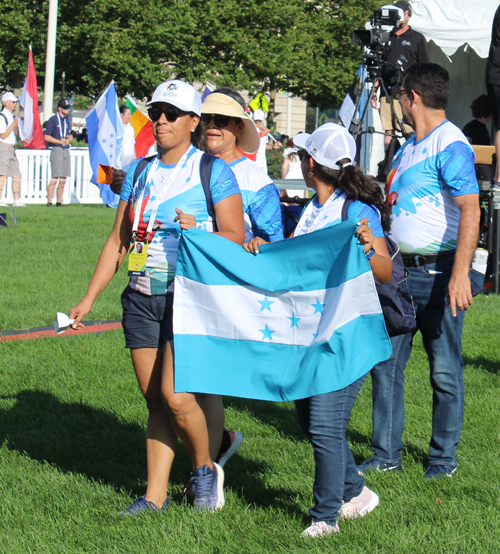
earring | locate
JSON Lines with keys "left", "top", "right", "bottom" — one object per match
{"left": 308, "top": 172, "right": 313, "bottom": 177}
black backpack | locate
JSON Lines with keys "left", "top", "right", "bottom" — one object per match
{"left": 342, "top": 197, "right": 417, "bottom": 337}
{"left": 133, "top": 152, "right": 219, "bottom": 231}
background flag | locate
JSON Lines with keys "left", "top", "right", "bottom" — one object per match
{"left": 17, "top": 46, "right": 45, "bottom": 149}
{"left": 173, "top": 224, "right": 392, "bottom": 402}
{"left": 125, "top": 95, "right": 155, "bottom": 158}
{"left": 201, "top": 82, "right": 215, "bottom": 102}
{"left": 87, "top": 81, "right": 124, "bottom": 205}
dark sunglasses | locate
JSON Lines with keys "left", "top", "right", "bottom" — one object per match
{"left": 201, "top": 113, "right": 232, "bottom": 128}
{"left": 147, "top": 105, "right": 187, "bottom": 122}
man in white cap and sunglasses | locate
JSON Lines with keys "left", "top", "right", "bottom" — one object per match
{"left": 0, "top": 91, "right": 24, "bottom": 207}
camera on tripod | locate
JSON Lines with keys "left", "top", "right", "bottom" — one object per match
{"left": 353, "top": 8, "right": 401, "bottom": 51}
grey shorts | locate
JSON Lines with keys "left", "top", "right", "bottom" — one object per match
{"left": 50, "top": 147, "right": 71, "bottom": 178}
{"left": 0, "top": 143, "right": 20, "bottom": 177}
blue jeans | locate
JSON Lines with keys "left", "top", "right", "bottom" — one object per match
{"left": 370, "top": 260, "right": 484, "bottom": 467}
{"left": 295, "top": 374, "right": 367, "bottom": 523}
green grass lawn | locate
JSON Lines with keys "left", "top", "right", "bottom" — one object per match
{"left": 1, "top": 206, "right": 500, "bottom": 553}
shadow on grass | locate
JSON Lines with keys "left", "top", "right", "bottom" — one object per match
{"left": 464, "top": 354, "right": 500, "bottom": 375}
{"left": 0, "top": 390, "right": 305, "bottom": 516}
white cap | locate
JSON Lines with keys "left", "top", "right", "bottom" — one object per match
{"left": 253, "top": 109, "right": 265, "bottom": 121}
{"left": 2, "top": 91, "right": 18, "bottom": 103}
{"left": 146, "top": 80, "right": 202, "bottom": 116}
{"left": 293, "top": 123, "right": 357, "bottom": 170}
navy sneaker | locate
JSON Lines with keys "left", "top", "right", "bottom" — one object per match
{"left": 425, "top": 465, "right": 457, "bottom": 479}
{"left": 185, "top": 462, "right": 225, "bottom": 512}
{"left": 216, "top": 429, "right": 243, "bottom": 468}
{"left": 119, "top": 495, "right": 170, "bottom": 515}
{"left": 357, "top": 457, "right": 402, "bottom": 474}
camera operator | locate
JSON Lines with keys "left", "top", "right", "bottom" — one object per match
{"left": 371, "top": 1, "right": 429, "bottom": 149}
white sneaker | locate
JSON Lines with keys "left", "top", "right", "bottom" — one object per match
{"left": 301, "top": 521, "right": 339, "bottom": 538}
{"left": 13, "top": 200, "right": 26, "bottom": 207}
{"left": 340, "top": 486, "right": 379, "bottom": 519}
{"left": 0, "top": 201, "right": 9, "bottom": 207}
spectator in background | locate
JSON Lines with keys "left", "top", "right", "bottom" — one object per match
{"left": 77, "top": 127, "right": 88, "bottom": 144}
{"left": 44, "top": 98, "right": 73, "bottom": 207}
{"left": 280, "top": 139, "right": 305, "bottom": 198}
{"left": 463, "top": 95, "right": 492, "bottom": 146}
{"left": 119, "top": 105, "right": 136, "bottom": 168}
{"left": 487, "top": 4, "right": 500, "bottom": 190}
{"left": 0, "top": 92, "right": 24, "bottom": 207}
{"left": 252, "top": 109, "right": 282, "bottom": 174}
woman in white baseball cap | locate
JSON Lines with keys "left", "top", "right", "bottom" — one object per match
{"left": 70, "top": 80, "right": 246, "bottom": 515}
{"left": 245, "top": 122, "right": 392, "bottom": 538}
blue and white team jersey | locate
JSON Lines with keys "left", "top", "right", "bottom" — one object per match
{"left": 121, "top": 146, "right": 240, "bottom": 295}
{"left": 227, "top": 157, "right": 284, "bottom": 242}
{"left": 386, "top": 120, "right": 479, "bottom": 255}
{"left": 294, "top": 188, "right": 384, "bottom": 238}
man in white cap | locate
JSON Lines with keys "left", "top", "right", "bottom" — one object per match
{"left": 0, "top": 91, "right": 24, "bottom": 207}
{"left": 252, "top": 109, "right": 282, "bottom": 174}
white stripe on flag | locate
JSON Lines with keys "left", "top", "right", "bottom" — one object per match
{"left": 174, "top": 272, "right": 382, "bottom": 347}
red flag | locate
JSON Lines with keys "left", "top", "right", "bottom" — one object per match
{"left": 18, "top": 46, "right": 46, "bottom": 149}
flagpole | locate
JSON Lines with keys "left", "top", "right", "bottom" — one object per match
{"left": 43, "top": 0, "right": 59, "bottom": 121}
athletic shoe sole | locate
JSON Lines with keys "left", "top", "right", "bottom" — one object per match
{"left": 213, "top": 462, "right": 225, "bottom": 510}
{"left": 218, "top": 431, "right": 243, "bottom": 468}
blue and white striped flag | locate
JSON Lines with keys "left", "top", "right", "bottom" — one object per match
{"left": 86, "top": 81, "right": 124, "bottom": 206}
{"left": 173, "top": 223, "right": 392, "bottom": 402}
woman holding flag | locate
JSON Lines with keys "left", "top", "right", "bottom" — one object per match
{"left": 69, "top": 80, "right": 245, "bottom": 514}
{"left": 245, "top": 122, "right": 392, "bottom": 538}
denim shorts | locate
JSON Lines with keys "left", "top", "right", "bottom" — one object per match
{"left": 121, "top": 285, "right": 174, "bottom": 349}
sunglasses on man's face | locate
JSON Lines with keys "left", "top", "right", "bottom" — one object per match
{"left": 396, "top": 89, "right": 411, "bottom": 100}
{"left": 147, "top": 105, "right": 187, "bottom": 122}
{"left": 201, "top": 114, "right": 232, "bottom": 129}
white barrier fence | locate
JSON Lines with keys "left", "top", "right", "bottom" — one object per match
{"left": 0, "top": 148, "right": 103, "bottom": 204}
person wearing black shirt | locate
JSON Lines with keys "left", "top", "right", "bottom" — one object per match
{"left": 371, "top": 1, "right": 429, "bottom": 149}
{"left": 486, "top": 4, "right": 500, "bottom": 189}
{"left": 463, "top": 95, "right": 491, "bottom": 146}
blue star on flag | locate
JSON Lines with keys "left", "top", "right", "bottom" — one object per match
{"left": 110, "top": 133, "right": 114, "bottom": 138}
{"left": 259, "top": 324, "right": 275, "bottom": 341}
{"left": 258, "top": 295, "right": 275, "bottom": 312}
{"left": 288, "top": 313, "right": 300, "bottom": 328}
{"left": 312, "top": 332, "right": 318, "bottom": 340}
{"left": 311, "top": 299, "right": 325, "bottom": 315}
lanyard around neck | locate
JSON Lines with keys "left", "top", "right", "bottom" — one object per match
{"left": 131, "top": 147, "right": 192, "bottom": 240}
{"left": 294, "top": 189, "right": 343, "bottom": 236}
{"left": 57, "top": 113, "right": 67, "bottom": 139}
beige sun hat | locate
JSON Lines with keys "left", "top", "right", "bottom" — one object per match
{"left": 201, "top": 92, "right": 260, "bottom": 154}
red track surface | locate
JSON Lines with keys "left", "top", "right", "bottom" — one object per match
{"left": 0, "top": 321, "right": 122, "bottom": 342}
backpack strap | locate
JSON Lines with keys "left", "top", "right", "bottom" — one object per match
{"left": 0, "top": 113, "right": 8, "bottom": 126}
{"left": 133, "top": 154, "right": 156, "bottom": 185}
{"left": 341, "top": 196, "right": 353, "bottom": 222}
{"left": 200, "top": 152, "right": 218, "bottom": 232}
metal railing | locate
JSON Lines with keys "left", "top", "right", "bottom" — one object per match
{"left": 0, "top": 148, "right": 102, "bottom": 204}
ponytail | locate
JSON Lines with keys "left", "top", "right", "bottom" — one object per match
{"left": 312, "top": 158, "right": 391, "bottom": 232}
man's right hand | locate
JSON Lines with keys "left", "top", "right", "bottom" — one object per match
{"left": 111, "top": 170, "right": 126, "bottom": 195}
{"left": 371, "top": 95, "right": 379, "bottom": 110}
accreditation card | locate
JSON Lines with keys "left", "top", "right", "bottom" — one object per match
{"left": 128, "top": 241, "right": 148, "bottom": 276}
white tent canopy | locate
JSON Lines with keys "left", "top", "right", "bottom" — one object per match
{"left": 363, "top": 0, "right": 500, "bottom": 176}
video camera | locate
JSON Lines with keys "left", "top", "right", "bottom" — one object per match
{"left": 352, "top": 8, "right": 401, "bottom": 52}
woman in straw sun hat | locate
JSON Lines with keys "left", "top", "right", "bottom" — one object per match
{"left": 198, "top": 88, "right": 284, "bottom": 468}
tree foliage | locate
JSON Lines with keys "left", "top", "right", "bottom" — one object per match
{"left": 0, "top": 0, "right": 379, "bottom": 108}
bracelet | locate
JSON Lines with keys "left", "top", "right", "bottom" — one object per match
{"left": 366, "top": 247, "right": 375, "bottom": 260}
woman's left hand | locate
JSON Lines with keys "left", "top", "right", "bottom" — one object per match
{"left": 244, "top": 236, "right": 268, "bottom": 254}
{"left": 356, "top": 218, "right": 375, "bottom": 254}
{"left": 174, "top": 208, "right": 197, "bottom": 230}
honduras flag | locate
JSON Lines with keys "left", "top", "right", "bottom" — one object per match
{"left": 173, "top": 223, "right": 392, "bottom": 402}
{"left": 86, "top": 81, "right": 124, "bottom": 206}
